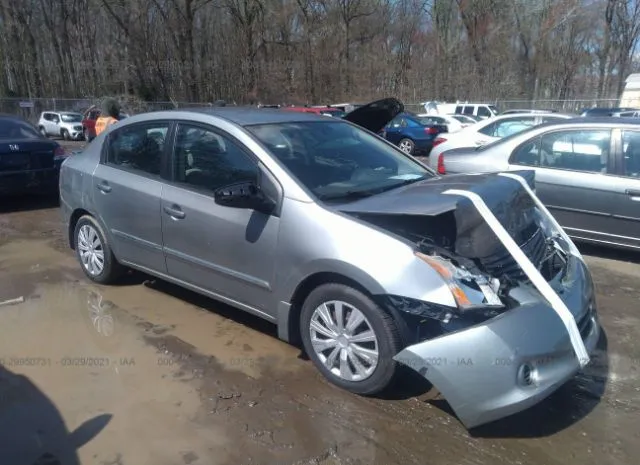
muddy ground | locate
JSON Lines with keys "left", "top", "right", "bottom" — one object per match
{"left": 0, "top": 143, "right": 639, "bottom": 465}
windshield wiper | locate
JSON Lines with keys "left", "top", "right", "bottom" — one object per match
{"left": 318, "top": 176, "right": 428, "bottom": 202}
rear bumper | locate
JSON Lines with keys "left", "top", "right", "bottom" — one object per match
{"left": 394, "top": 254, "right": 601, "bottom": 429}
{"left": 0, "top": 168, "right": 60, "bottom": 195}
{"left": 413, "top": 139, "right": 434, "bottom": 156}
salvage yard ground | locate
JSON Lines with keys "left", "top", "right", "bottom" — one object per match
{"left": 0, "top": 141, "right": 639, "bottom": 465}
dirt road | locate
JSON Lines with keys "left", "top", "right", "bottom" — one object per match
{"left": 0, "top": 175, "right": 639, "bottom": 464}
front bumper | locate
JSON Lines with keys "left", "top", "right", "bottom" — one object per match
{"left": 394, "top": 255, "right": 601, "bottom": 429}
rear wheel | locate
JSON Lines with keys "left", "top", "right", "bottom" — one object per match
{"left": 300, "top": 283, "right": 402, "bottom": 395}
{"left": 73, "top": 215, "right": 124, "bottom": 284}
{"left": 398, "top": 138, "right": 415, "bottom": 154}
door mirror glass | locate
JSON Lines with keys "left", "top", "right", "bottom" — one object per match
{"left": 214, "top": 181, "right": 275, "bottom": 213}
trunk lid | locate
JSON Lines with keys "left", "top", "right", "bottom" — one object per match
{"left": 343, "top": 98, "right": 404, "bottom": 133}
{"left": 0, "top": 139, "right": 59, "bottom": 172}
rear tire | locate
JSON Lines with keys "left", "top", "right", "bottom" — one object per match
{"left": 73, "top": 215, "right": 124, "bottom": 284}
{"left": 398, "top": 138, "right": 415, "bottom": 154}
{"left": 300, "top": 283, "right": 402, "bottom": 395}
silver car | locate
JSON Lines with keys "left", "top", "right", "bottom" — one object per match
{"left": 436, "top": 117, "right": 640, "bottom": 250}
{"left": 59, "top": 99, "right": 601, "bottom": 429}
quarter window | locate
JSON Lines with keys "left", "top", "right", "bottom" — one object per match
{"left": 477, "top": 106, "right": 491, "bottom": 118}
{"left": 622, "top": 130, "right": 640, "bottom": 178}
{"left": 463, "top": 106, "right": 474, "bottom": 115}
{"left": 173, "top": 124, "right": 258, "bottom": 192}
{"left": 106, "top": 123, "right": 169, "bottom": 176}
{"left": 511, "top": 130, "right": 611, "bottom": 173}
{"left": 479, "top": 117, "right": 536, "bottom": 137}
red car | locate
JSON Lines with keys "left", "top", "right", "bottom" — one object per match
{"left": 81, "top": 106, "right": 101, "bottom": 141}
{"left": 282, "top": 106, "right": 346, "bottom": 118}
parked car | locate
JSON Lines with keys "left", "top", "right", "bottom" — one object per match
{"left": 59, "top": 98, "right": 601, "bottom": 429}
{"left": 500, "top": 109, "right": 558, "bottom": 115}
{"left": 579, "top": 107, "right": 636, "bottom": 117}
{"left": 453, "top": 103, "right": 498, "bottom": 119}
{"left": 37, "top": 111, "right": 84, "bottom": 141}
{"left": 612, "top": 109, "right": 640, "bottom": 117}
{"left": 416, "top": 114, "right": 464, "bottom": 133}
{"left": 429, "top": 113, "right": 574, "bottom": 165}
{"left": 449, "top": 114, "right": 480, "bottom": 127}
{"left": 381, "top": 112, "right": 448, "bottom": 155}
{"left": 282, "top": 106, "right": 345, "bottom": 118}
{"left": 433, "top": 117, "right": 640, "bottom": 250}
{"left": 0, "top": 114, "right": 67, "bottom": 195}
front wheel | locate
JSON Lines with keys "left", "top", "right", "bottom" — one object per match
{"left": 39, "top": 126, "right": 47, "bottom": 137}
{"left": 300, "top": 283, "right": 402, "bottom": 395}
{"left": 62, "top": 129, "right": 70, "bottom": 141}
{"left": 398, "top": 138, "right": 415, "bottom": 154}
{"left": 73, "top": 215, "right": 124, "bottom": 284}
{"left": 83, "top": 129, "right": 91, "bottom": 142}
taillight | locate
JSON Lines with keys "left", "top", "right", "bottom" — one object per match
{"left": 425, "top": 126, "right": 439, "bottom": 135}
{"left": 54, "top": 146, "right": 68, "bottom": 159}
{"left": 433, "top": 136, "right": 446, "bottom": 147}
{"left": 437, "top": 154, "right": 446, "bottom": 174}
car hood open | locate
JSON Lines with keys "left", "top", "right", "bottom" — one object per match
{"left": 342, "top": 98, "right": 404, "bottom": 133}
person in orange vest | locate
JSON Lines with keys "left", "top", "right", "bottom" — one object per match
{"left": 94, "top": 98, "right": 121, "bottom": 137}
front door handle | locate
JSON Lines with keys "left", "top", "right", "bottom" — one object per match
{"left": 96, "top": 181, "right": 111, "bottom": 193}
{"left": 163, "top": 205, "right": 186, "bottom": 219}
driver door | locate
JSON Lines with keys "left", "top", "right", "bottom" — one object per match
{"left": 160, "top": 122, "right": 281, "bottom": 316}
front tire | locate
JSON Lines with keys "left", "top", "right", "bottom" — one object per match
{"left": 39, "top": 126, "right": 47, "bottom": 137}
{"left": 300, "top": 283, "right": 402, "bottom": 395}
{"left": 73, "top": 215, "right": 123, "bottom": 284}
{"left": 398, "top": 138, "right": 415, "bottom": 154}
{"left": 62, "top": 129, "right": 70, "bottom": 141}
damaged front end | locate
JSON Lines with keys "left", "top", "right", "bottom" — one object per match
{"left": 340, "top": 171, "right": 601, "bottom": 429}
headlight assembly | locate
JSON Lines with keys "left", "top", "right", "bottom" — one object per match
{"left": 415, "top": 251, "right": 504, "bottom": 311}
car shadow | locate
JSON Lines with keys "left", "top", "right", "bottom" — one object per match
{"left": 468, "top": 330, "right": 609, "bottom": 438}
{"left": 0, "top": 194, "right": 59, "bottom": 214}
{"left": 0, "top": 365, "right": 112, "bottom": 464}
{"left": 577, "top": 242, "right": 640, "bottom": 265}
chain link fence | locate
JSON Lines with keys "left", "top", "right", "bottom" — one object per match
{"left": 0, "top": 96, "right": 626, "bottom": 123}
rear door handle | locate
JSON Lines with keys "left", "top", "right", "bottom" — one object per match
{"left": 625, "top": 189, "right": 640, "bottom": 200}
{"left": 96, "top": 181, "right": 111, "bottom": 193}
{"left": 163, "top": 205, "right": 186, "bottom": 219}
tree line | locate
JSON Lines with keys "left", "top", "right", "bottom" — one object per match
{"left": 0, "top": 0, "right": 639, "bottom": 105}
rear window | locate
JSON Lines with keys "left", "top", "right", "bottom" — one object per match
{"left": 0, "top": 119, "right": 41, "bottom": 139}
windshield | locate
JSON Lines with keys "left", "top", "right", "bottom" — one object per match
{"left": 0, "top": 119, "right": 41, "bottom": 139}
{"left": 60, "top": 113, "right": 83, "bottom": 123}
{"left": 489, "top": 105, "right": 499, "bottom": 114}
{"left": 246, "top": 121, "right": 433, "bottom": 201}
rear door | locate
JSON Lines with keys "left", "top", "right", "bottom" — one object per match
{"left": 92, "top": 120, "right": 171, "bottom": 273}
{"left": 603, "top": 128, "right": 640, "bottom": 248}
{"left": 508, "top": 127, "right": 617, "bottom": 244}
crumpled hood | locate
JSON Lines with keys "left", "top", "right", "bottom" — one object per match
{"left": 338, "top": 171, "right": 538, "bottom": 259}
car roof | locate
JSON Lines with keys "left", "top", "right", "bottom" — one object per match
{"left": 535, "top": 116, "right": 640, "bottom": 127}
{"left": 172, "top": 107, "right": 333, "bottom": 126}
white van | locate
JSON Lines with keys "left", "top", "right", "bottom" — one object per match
{"left": 453, "top": 103, "right": 498, "bottom": 120}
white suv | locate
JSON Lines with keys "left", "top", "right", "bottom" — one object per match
{"left": 38, "top": 111, "right": 84, "bottom": 140}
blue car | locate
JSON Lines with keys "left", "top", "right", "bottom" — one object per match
{"left": 381, "top": 112, "right": 448, "bottom": 156}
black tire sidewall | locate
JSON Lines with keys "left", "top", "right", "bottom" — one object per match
{"left": 73, "top": 216, "right": 119, "bottom": 284}
{"left": 300, "top": 283, "right": 401, "bottom": 395}
{"left": 62, "top": 129, "right": 69, "bottom": 140}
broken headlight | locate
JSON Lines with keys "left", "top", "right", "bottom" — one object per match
{"left": 415, "top": 251, "right": 504, "bottom": 311}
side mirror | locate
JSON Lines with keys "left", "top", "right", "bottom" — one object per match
{"left": 214, "top": 181, "right": 275, "bottom": 214}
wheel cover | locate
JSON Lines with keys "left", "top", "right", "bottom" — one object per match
{"left": 399, "top": 140, "right": 413, "bottom": 153}
{"left": 309, "top": 300, "right": 379, "bottom": 382}
{"left": 77, "top": 224, "right": 105, "bottom": 276}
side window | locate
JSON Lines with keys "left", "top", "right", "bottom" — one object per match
{"left": 455, "top": 105, "right": 464, "bottom": 114}
{"left": 43, "top": 113, "right": 51, "bottom": 121}
{"left": 107, "top": 123, "right": 169, "bottom": 176}
{"left": 477, "top": 106, "right": 491, "bottom": 118}
{"left": 52, "top": 113, "right": 60, "bottom": 123}
{"left": 463, "top": 106, "right": 475, "bottom": 116}
{"left": 622, "top": 130, "right": 640, "bottom": 178}
{"left": 511, "top": 137, "right": 542, "bottom": 166}
{"left": 534, "top": 130, "right": 610, "bottom": 173}
{"left": 478, "top": 122, "right": 497, "bottom": 136}
{"left": 390, "top": 117, "right": 402, "bottom": 128}
{"left": 173, "top": 124, "right": 258, "bottom": 192}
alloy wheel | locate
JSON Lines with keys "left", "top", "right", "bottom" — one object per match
{"left": 309, "top": 300, "right": 379, "bottom": 382}
{"left": 77, "top": 224, "right": 105, "bottom": 276}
